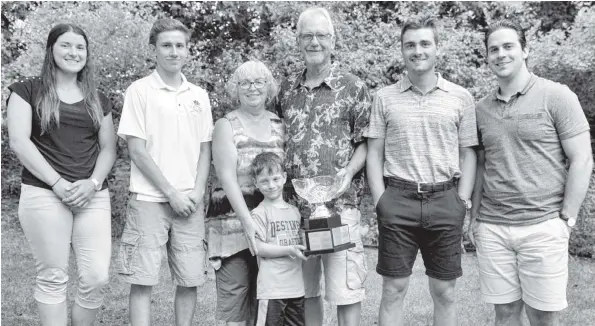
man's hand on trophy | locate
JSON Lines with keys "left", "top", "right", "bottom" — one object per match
{"left": 334, "top": 168, "right": 354, "bottom": 197}
{"left": 243, "top": 218, "right": 265, "bottom": 256}
{"left": 289, "top": 245, "right": 308, "bottom": 261}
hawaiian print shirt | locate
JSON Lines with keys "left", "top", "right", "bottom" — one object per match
{"left": 274, "top": 64, "right": 372, "bottom": 217}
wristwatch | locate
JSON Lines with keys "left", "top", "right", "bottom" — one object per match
{"left": 560, "top": 213, "right": 577, "bottom": 228}
{"left": 90, "top": 178, "right": 102, "bottom": 191}
{"left": 461, "top": 199, "right": 472, "bottom": 210}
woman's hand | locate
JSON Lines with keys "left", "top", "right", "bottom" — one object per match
{"left": 52, "top": 178, "right": 74, "bottom": 201}
{"left": 62, "top": 179, "right": 97, "bottom": 207}
{"left": 243, "top": 217, "right": 265, "bottom": 256}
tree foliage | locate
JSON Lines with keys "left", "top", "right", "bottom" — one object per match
{"left": 2, "top": 1, "right": 594, "bottom": 256}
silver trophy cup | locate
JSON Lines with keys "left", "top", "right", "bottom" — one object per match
{"left": 292, "top": 176, "right": 355, "bottom": 255}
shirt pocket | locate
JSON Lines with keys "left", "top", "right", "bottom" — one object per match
{"left": 118, "top": 230, "right": 141, "bottom": 275}
{"left": 515, "top": 113, "right": 547, "bottom": 140}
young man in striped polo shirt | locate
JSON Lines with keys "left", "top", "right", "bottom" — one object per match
{"left": 366, "top": 16, "right": 478, "bottom": 326}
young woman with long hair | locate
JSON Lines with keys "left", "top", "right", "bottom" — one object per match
{"left": 6, "top": 23, "right": 116, "bottom": 326}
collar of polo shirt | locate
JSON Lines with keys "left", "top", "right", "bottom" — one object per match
{"left": 400, "top": 73, "right": 449, "bottom": 93}
{"left": 148, "top": 70, "right": 191, "bottom": 92}
{"left": 493, "top": 73, "right": 538, "bottom": 102}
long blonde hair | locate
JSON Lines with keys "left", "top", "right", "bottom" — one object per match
{"left": 35, "top": 23, "right": 103, "bottom": 134}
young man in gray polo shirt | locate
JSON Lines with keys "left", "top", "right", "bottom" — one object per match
{"left": 469, "top": 20, "right": 592, "bottom": 326}
{"left": 366, "top": 16, "right": 477, "bottom": 326}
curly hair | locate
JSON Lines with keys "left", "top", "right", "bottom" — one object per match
{"left": 225, "top": 60, "right": 278, "bottom": 106}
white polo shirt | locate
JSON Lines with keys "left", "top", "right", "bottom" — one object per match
{"left": 117, "top": 71, "right": 213, "bottom": 202}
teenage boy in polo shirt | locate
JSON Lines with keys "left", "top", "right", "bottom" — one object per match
{"left": 469, "top": 20, "right": 592, "bottom": 326}
{"left": 116, "top": 19, "right": 213, "bottom": 326}
{"left": 366, "top": 16, "right": 478, "bottom": 326}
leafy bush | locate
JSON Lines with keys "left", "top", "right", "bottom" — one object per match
{"left": 530, "top": 6, "right": 595, "bottom": 154}
{"left": 1, "top": 1, "right": 593, "bottom": 254}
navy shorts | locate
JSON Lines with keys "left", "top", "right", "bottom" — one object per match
{"left": 215, "top": 249, "right": 258, "bottom": 322}
{"left": 257, "top": 297, "right": 304, "bottom": 326}
{"left": 375, "top": 178, "right": 467, "bottom": 281}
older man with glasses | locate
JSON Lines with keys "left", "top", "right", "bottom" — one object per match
{"left": 274, "top": 7, "right": 372, "bottom": 326}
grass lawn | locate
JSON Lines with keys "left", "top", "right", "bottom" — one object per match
{"left": 2, "top": 199, "right": 595, "bottom": 325}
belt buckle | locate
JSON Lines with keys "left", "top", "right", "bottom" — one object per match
{"left": 417, "top": 183, "right": 428, "bottom": 194}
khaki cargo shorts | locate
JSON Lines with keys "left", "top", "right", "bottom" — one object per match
{"left": 303, "top": 208, "right": 367, "bottom": 305}
{"left": 117, "top": 194, "right": 206, "bottom": 287}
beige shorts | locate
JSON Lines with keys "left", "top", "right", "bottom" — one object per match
{"left": 474, "top": 217, "right": 570, "bottom": 311}
{"left": 117, "top": 194, "right": 206, "bottom": 287}
{"left": 303, "top": 208, "right": 367, "bottom": 306}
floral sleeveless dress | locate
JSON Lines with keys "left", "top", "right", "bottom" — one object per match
{"left": 206, "top": 110, "right": 285, "bottom": 263}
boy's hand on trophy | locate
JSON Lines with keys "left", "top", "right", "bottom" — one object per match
{"left": 290, "top": 245, "right": 308, "bottom": 261}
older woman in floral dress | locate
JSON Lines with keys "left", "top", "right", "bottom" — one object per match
{"left": 207, "top": 60, "right": 284, "bottom": 326}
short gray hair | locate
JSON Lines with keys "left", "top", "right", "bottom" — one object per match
{"left": 296, "top": 7, "right": 335, "bottom": 36}
{"left": 226, "top": 60, "right": 278, "bottom": 105}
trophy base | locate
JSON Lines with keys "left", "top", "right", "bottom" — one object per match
{"left": 304, "top": 242, "right": 356, "bottom": 256}
{"left": 303, "top": 224, "right": 354, "bottom": 256}
{"left": 305, "top": 215, "right": 341, "bottom": 229}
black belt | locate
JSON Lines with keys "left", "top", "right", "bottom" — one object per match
{"left": 385, "top": 177, "right": 457, "bottom": 193}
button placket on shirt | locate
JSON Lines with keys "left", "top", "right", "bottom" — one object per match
{"left": 301, "top": 86, "right": 316, "bottom": 128}
{"left": 412, "top": 88, "right": 426, "bottom": 109}
{"left": 175, "top": 88, "right": 189, "bottom": 114}
{"left": 498, "top": 93, "right": 520, "bottom": 119}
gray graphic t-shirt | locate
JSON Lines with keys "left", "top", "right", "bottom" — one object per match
{"left": 252, "top": 201, "right": 305, "bottom": 300}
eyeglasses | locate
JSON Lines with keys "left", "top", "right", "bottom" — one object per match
{"left": 238, "top": 79, "right": 267, "bottom": 90}
{"left": 299, "top": 33, "right": 333, "bottom": 43}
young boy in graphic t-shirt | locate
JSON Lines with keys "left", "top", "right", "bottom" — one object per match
{"left": 250, "top": 152, "right": 307, "bottom": 326}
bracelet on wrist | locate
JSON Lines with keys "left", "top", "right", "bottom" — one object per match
{"left": 50, "top": 176, "right": 62, "bottom": 187}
